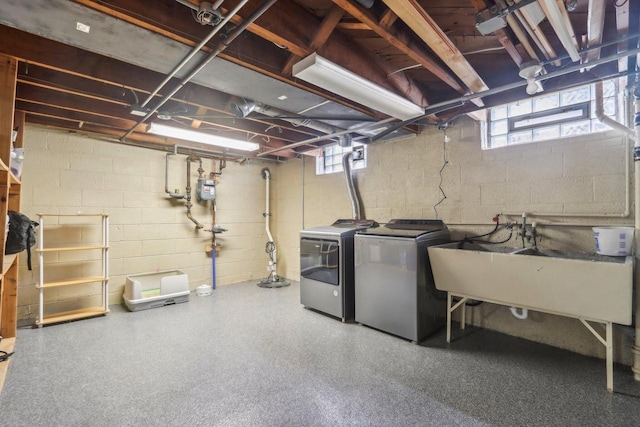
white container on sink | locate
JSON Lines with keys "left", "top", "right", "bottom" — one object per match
{"left": 593, "top": 227, "right": 634, "bottom": 256}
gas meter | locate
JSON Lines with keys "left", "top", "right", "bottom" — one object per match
{"left": 196, "top": 178, "right": 216, "bottom": 201}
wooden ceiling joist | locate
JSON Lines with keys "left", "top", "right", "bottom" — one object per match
{"left": 381, "top": 0, "right": 489, "bottom": 106}
{"left": 331, "top": 0, "right": 465, "bottom": 95}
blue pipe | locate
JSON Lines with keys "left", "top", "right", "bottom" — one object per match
{"left": 212, "top": 246, "right": 217, "bottom": 290}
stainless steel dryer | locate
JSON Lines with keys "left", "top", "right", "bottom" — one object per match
{"left": 354, "top": 219, "right": 450, "bottom": 342}
{"left": 300, "top": 219, "right": 376, "bottom": 321}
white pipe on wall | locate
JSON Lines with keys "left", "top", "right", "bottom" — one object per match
{"left": 502, "top": 82, "right": 633, "bottom": 221}
{"left": 633, "top": 94, "right": 640, "bottom": 381}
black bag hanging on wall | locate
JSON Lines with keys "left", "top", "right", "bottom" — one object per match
{"left": 5, "top": 211, "right": 39, "bottom": 270}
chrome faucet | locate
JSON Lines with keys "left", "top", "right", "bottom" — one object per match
{"left": 518, "top": 213, "right": 540, "bottom": 249}
{"left": 519, "top": 213, "right": 527, "bottom": 248}
{"left": 530, "top": 222, "right": 538, "bottom": 248}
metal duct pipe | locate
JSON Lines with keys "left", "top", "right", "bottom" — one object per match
{"left": 257, "top": 117, "right": 395, "bottom": 156}
{"left": 256, "top": 103, "right": 341, "bottom": 136}
{"left": 121, "top": 0, "right": 278, "bottom": 141}
{"left": 342, "top": 152, "right": 361, "bottom": 220}
{"left": 231, "top": 100, "right": 346, "bottom": 140}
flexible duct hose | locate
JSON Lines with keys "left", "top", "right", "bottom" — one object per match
{"left": 342, "top": 152, "right": 361, "bottom": 220}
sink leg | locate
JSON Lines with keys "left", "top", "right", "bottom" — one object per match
{"left": 579, "top": 318, "right": 614, "bottom": 392}
{"left": 446, "top": 292, "right": 452, "bottom": 343}
{"left": 606, "top": 322, "right": 613, "bottom": 393}
{"left": 461, "top": 301, "right": 466, "bottom": 330}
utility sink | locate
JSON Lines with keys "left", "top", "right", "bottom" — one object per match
{"left": 427, "top": 242, "right": 633, "bottom": 325}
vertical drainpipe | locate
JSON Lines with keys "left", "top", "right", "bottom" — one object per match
{"left": 634, "top": 82, "right": 640, "bottom": 381}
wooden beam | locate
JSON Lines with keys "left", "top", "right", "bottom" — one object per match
{"left": 615, "top": 0, "right": 630, "bottom": 72}
{"left": 282, "top": 5, "right": 344, "bottom": 75}
{"left": 511, "top": 3, "right": 560, "bottom": 65}
{"left": 15, "top": 100, "right": 139, "bottom": 130}
{"left": 585, "top": 0, "right": 606, "bottom": 64}
{"left": 17, "top": 84, "right": 143, "bottom": 122}
{"left": 0, "top": 54, "right": 17, "bottom": 168}
{"left": 221, "top": 0, "right": 427, "bottom": 117}
{"left": 379, "top": 9, "right": 399, "bottom": 30}
{"left": 336, "top": 22, "right": 371, "bottom": 31}
{"left": 311, "top": 5, "right": 346, "bottom": 50}
{"left": 332, "top": 0, "right": 466, "bottom": 95}
{"left": 538, "top": 0, "right": 580, "bottom": 62}
{"left": 69, "top": 0, "right": 427, "bottom": 119}
{"left": 0, "top": 27, "right": 332, "bottom": 141}
{"left": 381, "top": 0, "right": 489, "bottom": 105}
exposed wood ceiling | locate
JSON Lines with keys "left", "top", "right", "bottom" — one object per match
{"left": 0, "top": 0, "right": 637, "bottom": 160}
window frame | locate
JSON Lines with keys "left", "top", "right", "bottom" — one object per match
{"left": 483, "top": 78, "right": 625, "bottom": 150}
{"left": 316, "top": 144, "right": 366, "bottom": 175}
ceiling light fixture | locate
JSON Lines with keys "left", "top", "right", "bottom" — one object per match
{"left": 518, "top": 61, "right": 543, "bottom": 96}
{"left": 292, "top": 53, "right": 424, "bottom": 121}
{"left": 147, "top": 123, "right": 259, "bottom": 152}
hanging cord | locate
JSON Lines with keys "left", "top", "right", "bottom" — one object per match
{"left": 433, "top": 128, "right": 449, "bottom": 218}
{"left": 0, "top": 350, "right": 14, "bottom": 362}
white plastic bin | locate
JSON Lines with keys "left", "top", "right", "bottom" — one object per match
{"left": 593, "top": 227, "right": 634, "bottom": 256}
{"left": 123, "top": 269, "right": 190, "bottom": 311}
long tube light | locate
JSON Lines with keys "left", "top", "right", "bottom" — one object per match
{"left": 147, "top": 123, "right": 259, "bottom": 152}
{"left": 292, "top": 53, "right": 425, "bottom": 121}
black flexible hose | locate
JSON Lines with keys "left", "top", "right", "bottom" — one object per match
{"left": 0, "top": 350, "right": 13, "bottom": 362}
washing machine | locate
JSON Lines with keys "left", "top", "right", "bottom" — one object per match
{"left": 354, "top": 219, "right": 450, "bottom": 342}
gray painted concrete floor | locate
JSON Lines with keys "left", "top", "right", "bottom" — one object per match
{"left": 1, "top": 280, "right": 639, "bottom": 426}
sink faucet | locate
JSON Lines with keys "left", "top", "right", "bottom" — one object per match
{"left": 530, "top": 222, "right": 538, "bottom": 249}
{"left": 518, "top": 213, "right": 540, "bottom": 249}
{"left": 519, "top": 213, "right": 527, "bottom": 248}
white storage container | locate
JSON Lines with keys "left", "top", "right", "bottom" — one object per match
{"left": 593, "top": 227, "right": 634, "bottom": 256}
{"left": 123, "top": 269, "right": 190, "bottom": 311}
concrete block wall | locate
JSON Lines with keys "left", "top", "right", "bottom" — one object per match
{"left": 274, "top": 118, "right": 634, "bottom": 364}
{"left": 17, "top": 125, "right": 270, "bottom": 320}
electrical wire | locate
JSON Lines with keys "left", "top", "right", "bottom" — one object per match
{"left": 0, "top": 350, "right": 14, "bottom": 362}
{"left": 433, "top": 134, "right": 448, "bottom": 218}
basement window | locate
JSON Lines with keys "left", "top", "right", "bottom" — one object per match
{"left": 316, "top": 144, "right": 367, "bottom": 175}
{"left": 483, "top": 79, "right": 624, "bottom": 149}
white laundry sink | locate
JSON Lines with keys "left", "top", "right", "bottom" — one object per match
{"left": 427, "top": 243, "right": 633, "bottom": 325}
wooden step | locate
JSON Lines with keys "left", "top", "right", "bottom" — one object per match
{"left": 38, "top": 276, "right": 109, "bottom": 288}
{"left": 36, "top": 307, "right": 109, "bottom": 326}
{"left": 36, "top": 245, "right": 108, "bottom": 252}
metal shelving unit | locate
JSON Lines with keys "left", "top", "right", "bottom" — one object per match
{"left": 36, "top": 213, "right": 110, "bottom": 327}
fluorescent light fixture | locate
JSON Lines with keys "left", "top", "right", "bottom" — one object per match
{"left": 147, "top": 123, "right": 259, "bottom": 152}
{"left": 292, "top": 53, "right": 425, "bottom": 121}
